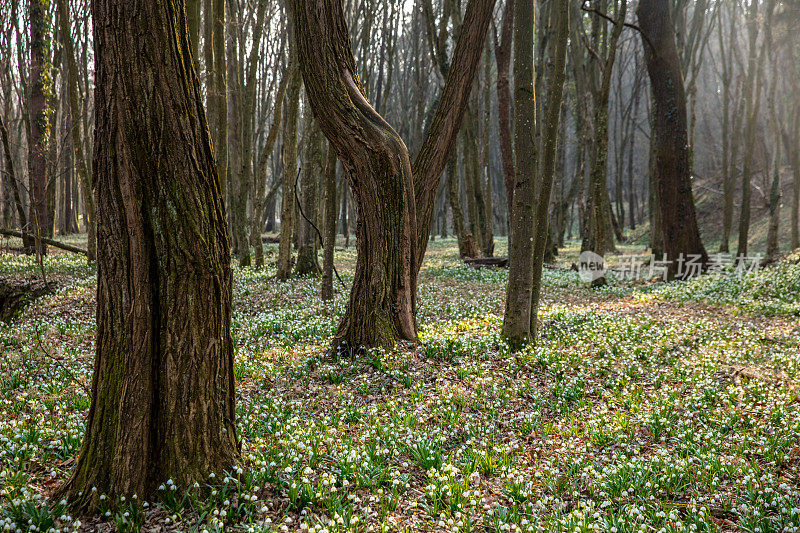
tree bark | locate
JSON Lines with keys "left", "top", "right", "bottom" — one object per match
{"left": 530, "top": 0, "right": 568, "bottom": 341}
{"left": 321, "top": 143, "right": 338, "bottom": 301}
{"left": 493, "top": 0, "right": 514, "bottom": 227}
{"left": 57, "top": 0, "right": 96, "bottom": 261}
{"left": 638, "top": 0, "right": 708, "bottom": 276}
{"left": 294, "top": 108, "right": 323, "bottom": 277}
{"left": 58, "top": 0, "right": 237, "bottom": 510}
{"left": 27, "top": 0, "right": 51, "bottom": 256}
{"left": 276, "top": 27, "right": 302, "bottom": 280}
{"left": 291, "top": 0, "right": 417, "bottom": 351}
{"left": 502, "top": 0, "right": 536, "bottom": 348}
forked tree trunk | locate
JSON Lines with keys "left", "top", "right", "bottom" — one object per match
{"left": 291, "top": 0, "right": 417, "bottom": 351}
{"left": 58, "top": 0, "right": 237, "bottom": 510}
{"left": 638, "top": 0, "right": 708, "bottom": 276}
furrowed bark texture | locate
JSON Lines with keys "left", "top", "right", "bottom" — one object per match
{"left": 59, "top": 0, "right": 237, "bottom": 511}
{"left": 638, "top": 0, "right": 708, "bottom": 275}
{"left": 291, "top": 0, "right": 417, "bottom": 351}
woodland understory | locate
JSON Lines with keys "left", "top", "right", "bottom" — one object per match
{"left": 1, "top": 238, "right": 800, "bottom": 532}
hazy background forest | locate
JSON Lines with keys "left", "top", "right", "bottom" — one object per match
{"left": 1, "top": 0, "right": 800, "bottom": 532}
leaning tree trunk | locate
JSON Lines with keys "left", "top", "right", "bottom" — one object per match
{"left": 291, "top": 0, "right": 417, "bottom": 351}
{"left": 58, "top": 0, "right": 237, "bottom": 511}
{"left": 638, "top": 0, "right": 708, "bottom": 277}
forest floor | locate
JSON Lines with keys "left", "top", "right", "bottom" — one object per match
{"left": 1, "top": 237, "right": 800, "bottom": 532}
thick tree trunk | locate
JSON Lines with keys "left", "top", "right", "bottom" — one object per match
{"left": 58, "top": 0, "right": 237, "bottom": 510}
{"left": 291, "top": 0, "right": 417, "bottom": 352}
{"left": 321, "top": 144, "right": 338, "bottom": 301}
{"left": 27, "top": 0, "right": 51, "bottom": 256}
{"left": 502, "top": 0, "right": 536, "bottom": 347}
{"left": 638, "top": 0, "right": 707, "bottom": 276}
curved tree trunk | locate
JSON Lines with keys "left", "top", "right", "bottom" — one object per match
{"left": 291, "top": 0, "right": 417, "bottom": 352}
{"left": 638, "top": 0, "right": 708, "bottom": 276}
{"left": 58, "top": 0, "right": 237, "bottom": 511}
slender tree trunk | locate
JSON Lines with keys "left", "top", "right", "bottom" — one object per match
{"left": 295, "top": 110, "right": 323, "bottom": 277}
{"left": 481, "top": 47, "right": 494, "bottom": 257}
{"left": 493, "top": 0, "right": 514, "bottom": 227}
{"left": 321, "top": 143, "right": 338, "bottom": 300}
{"left": 736, "top": 0, "right": 762, "bottom": 258}
{"left": 27, "top": 0, "right": 51, "bottom": 256}
{"left": 529, "top": 0, "right": 567, "bottom": 340}
{"left": 582, "top": 0, "right": 626, "bottom": 256}
{"left": 209, "top": 0, "right": 228, "bottom": 199}
{"left": 446, "top": 155, "right": 471, "bottom": 257}
{"left": 58, "top": 0, "right": 237, "bottom": 510}
{"left": 0, "top": 114, "right": 28, "bottom": 234}
{"left": 276, "top": 30, "right": 302, "bottom": 280}
{"left": 502, "top": 0, "right": 536, "bottom": 347}
{"left": 638, "top": 0, "right": 708, "bottom": 276}
{"left": 57, "top": 0, "right": 96, "bottom": 260}
{"left": 251, "top": 66, "right": 292, "bottom": 268}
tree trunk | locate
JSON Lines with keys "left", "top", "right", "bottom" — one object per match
{"left": 291, "top": 0, "right": 417, "bottom": 351}
{"left": 530, "top": 0, "right": 567, "bottom": 341}
{"left": 57, "top": 0, "right": 96, "bottom": 260}
{"left": 493, "top": 0, "right": 514, "bottom": 227}
{"left": 0, "top": 114, "right": 28, "bottom": 234}
{"left": 502, "top": 0, "right": 536, "bottom": 347}
{"left": 446, "top": 155, "right": 470, "bottom": 257}
{"left": 638, "top": 0, "right": 708, "bottom": 276}
{"left": 736, "top": 0, "right": 762, "bottom": 258}
{"left": 276, "top": 28, "right": 302, "bottom": 280}
{"left": 582, "top": 0, "right": 626, "bottom": 257}
{"left": 295, "top": 109, "right": 323, "bottom": 277}
{"left": 321, "top": 144, "right": 338, "bottom": 301}
{"left": 58, "top": 0, "right": 237, "bottom": 511}
{"left": 411, "top": 0, "right": 497, "bottom": 274}
{"left": 27, "top": 0, "right": 51, "bottom": 256}
{"left": 251, "top": 66, "right": 292, "bottom": 268}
